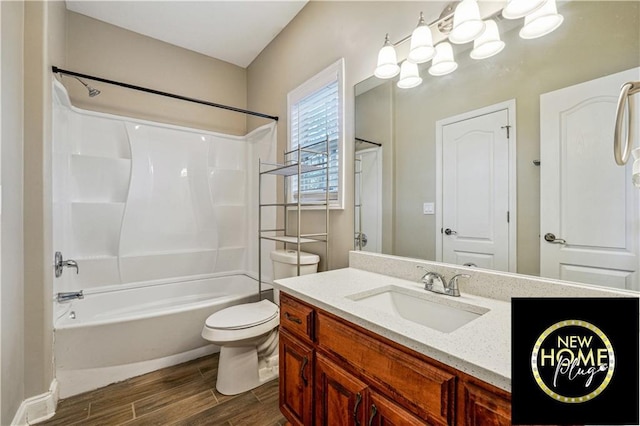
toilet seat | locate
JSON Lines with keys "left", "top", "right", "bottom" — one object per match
{"left": 206, "top": 299, "right": 278, "bottom": 330}
{"left": 202, "top": 300, "right": 279, "bottom": 344}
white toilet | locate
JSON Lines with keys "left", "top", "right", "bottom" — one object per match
{"left": 201, "top": 249, "right": 319, "bottom": 395}
{"left": 270, "top": 249, "right": 321, "bottom": 304}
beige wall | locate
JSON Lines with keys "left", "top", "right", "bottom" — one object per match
{"left": 23, "top": 0, "right": 67, "bottom": 399}
{"left": 249, "top": 1, "right": 639, "bottom": 271}
{"left": 65, "top": 11, "right": 248, "bottom": 135}
{"left": 248, "top": 1, "right": 436, "bottom": 269}
{"left": 0, "top": 1, "right": 67, "bottom": 420}
{"left": 1, "top": 1, "right": 25, "bottom": 423}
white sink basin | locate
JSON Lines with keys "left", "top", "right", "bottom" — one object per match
{"left": 348, "top": 286, "right": 488, "bottom": 333}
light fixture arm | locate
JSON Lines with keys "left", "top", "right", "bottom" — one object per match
{"left": 387, "top": 7, "right": 458, "bottom": 48}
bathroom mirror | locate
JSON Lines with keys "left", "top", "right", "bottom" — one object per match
{"left": 354, "top": 1, "right": 640, "bottom": 291}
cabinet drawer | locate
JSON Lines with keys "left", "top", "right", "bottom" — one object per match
{"left": 280, "top": 293, "right": 315, "bottom": 342}
{"left": 317, "top": 312, "right": 456, "bottom": 426}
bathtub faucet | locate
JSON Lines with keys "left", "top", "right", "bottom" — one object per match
{"left": 57, "top": 291, "right": 84, "bottom": 303}
{"left": 55, "top": 251, "right": 79, "bottom": 277}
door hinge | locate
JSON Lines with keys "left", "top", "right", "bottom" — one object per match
{"left": 501, "top": 125, "right": 511, "bottom": 139}
{"left": 507, "top": 211, "right": 510, "bottom": 223}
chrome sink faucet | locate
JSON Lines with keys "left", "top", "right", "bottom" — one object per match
{"left": 416, "top": 266, "right": 470, "bottom": 297}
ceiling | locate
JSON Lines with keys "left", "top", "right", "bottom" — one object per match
{"left": 65, "top": 1, "right": 309, "bottom": 68}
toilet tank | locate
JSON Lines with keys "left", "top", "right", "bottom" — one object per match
{"left": 270, "top": 249, "right": 320, "bottom": 280}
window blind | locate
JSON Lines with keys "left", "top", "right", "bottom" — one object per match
{"left": 290, "top": 78, "right": 339, "bottom": 202}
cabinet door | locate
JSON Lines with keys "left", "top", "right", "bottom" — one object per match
{"left": 461, "top": 381, "right": 511, "bottom": 426}
{"left": 280, "top": 330, "right": 314, "bottom": 426}
{"left": 315, "top": 353, "right": 367, "bottom": 426}
{"left": 368, "top": 390, "right": 428, "bottom": 426}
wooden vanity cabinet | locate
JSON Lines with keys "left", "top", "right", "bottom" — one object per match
{"left": 314, "top": 353, "right": 367, "bottom": 425}
{"left": 278, "top": 293, "right": 511, "bottom": 426}
{"left": 279, "top": 330, "right": 314, "bottom": 426}
{"left": 315, "top": 352, "right": 424, "bottom": 426}
{"left": 459, "top": 380, "right": 511, "bottom": 426}
{"left": 368, "top": 389, "right": 427, "bottom": 426}
{"left": 279, "top": 295, "right": 316, "bottom": 426}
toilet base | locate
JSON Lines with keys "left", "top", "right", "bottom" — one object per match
{"left": 216, "top": 344, "right": 279, "bottom": 395}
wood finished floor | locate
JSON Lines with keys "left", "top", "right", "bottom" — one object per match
{"left": 38, "top": 353, "right": 286, "bottom": 426}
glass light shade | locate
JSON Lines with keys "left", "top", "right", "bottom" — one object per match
{"left": 408, "top": 14, "right": 435, "bottom": 64}
{"left": 470, "top": 20, "right": 505, "bottom": 60}
{"left": 502, "top": 0, "right": 546, "bottom": 20}
{"left": 397, "top": 61, "right": 422, "bottom": 89}
{"left": 429, "top": 42, "right": 458, "bottom": 76}
{"left": 519, "top": 0, "right": 564, "bottom": 39}
{"left": 374, "top": 35, "right": 400, "bottom": 79}
{"left": 449, "top": 0, "right": 486, "bottom": 44}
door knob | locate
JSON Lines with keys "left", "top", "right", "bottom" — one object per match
{"left": 444, "top": 228, "right": 457, "bottom": 235}
{"left": 544, "top": 233, "right": 567, "bottom": 244}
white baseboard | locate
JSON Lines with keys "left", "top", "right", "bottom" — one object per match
{"left": 11, "top": 379, "right": 59, "bottom": 425}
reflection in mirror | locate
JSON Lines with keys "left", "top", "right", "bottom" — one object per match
{"left": 354, "top": 1, "right": 640, "bottom": 291}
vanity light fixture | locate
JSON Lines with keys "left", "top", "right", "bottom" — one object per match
{"left": 449, "top": 0, "right": 485, "bottom": 44}
{"left": 374, "top": 0, "right": 567, "bottom": 84}
{"left": 470, "top": 20, "right": 505, "bottom": 60}
{"left": 502, "top": 0, "right": 546, "bottom": 20}
{"left": 519, "top": 0, "right": 564, "bottom": 40}
{"left": 408, "top": 12, "right": 436, "bottom": 64}
{"left": 374, "top": 33, "right": 400, "bottom": 79}
{"left": 397, "top": 61, "right": 423, "bottom": 89}
{"left": 429, "top": 42, "right": 458, "bottom": 76}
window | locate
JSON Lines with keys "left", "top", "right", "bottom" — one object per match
{"left": 287, "top": 58, "right": 345, "bottom": 208}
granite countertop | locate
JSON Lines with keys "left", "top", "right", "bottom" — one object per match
{"left": 273, "top": 267, "right": 512, "bottom": 392}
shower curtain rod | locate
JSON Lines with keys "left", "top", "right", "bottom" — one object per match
{"left": 355, "top": 137, "right": 382, "bottom": 147}
{"left": 51, "top": 66, "right": 279, "bottom": 122}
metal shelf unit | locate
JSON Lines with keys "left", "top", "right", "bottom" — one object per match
{"left": 258, "top": 141, "right": 330, "bottom": 298}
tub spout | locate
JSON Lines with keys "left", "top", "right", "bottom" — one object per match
{"left": 57, "top": 290, "right": 84, "bottom": 303}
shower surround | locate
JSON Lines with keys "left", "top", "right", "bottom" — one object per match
{"left": 51, "top": 79, "right": 276, "bottom": 397}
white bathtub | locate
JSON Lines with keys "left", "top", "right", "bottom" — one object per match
{"left": 54, "top": 273, "right": 269, "bottom": 398}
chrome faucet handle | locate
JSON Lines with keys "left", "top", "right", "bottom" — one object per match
{"left": 55, "top": 251, "right": 79, "bottom": 277}
{"left": 416, "top": 265, "right": 429, "bottom": 279}
{"left": 416, "top": 266, "right": 446, "bottom": 291}
{"left": 446, "top": 274, "right": 470, "bottom": 297}
{"left": 63, "top": 259, "right": 79, "bottom": 274}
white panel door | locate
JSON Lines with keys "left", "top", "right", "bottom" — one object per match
{"left": 442, "top": 109, "right": 510, "bottom": 271}
{"left": 540, "top": 67, "right": 640, "bottom": 291}
{"left": 355, "top": 148, "right": 382, "bottom": 252}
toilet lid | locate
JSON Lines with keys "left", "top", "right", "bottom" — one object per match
{"left": 205, "top": 299, "right": 279, "bottom": 330}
